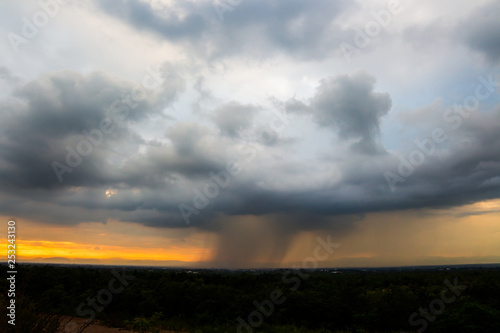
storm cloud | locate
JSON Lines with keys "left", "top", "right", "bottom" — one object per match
{"left": 1, "top": 0, "right": 500, "bottom": 266}
{"left": 303, "top": 71, "right": 391, "bottom": 154}
{"left": 0, "top": 66, "right": 499, "bottom": 233}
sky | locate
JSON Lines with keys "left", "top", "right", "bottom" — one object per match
{"left": 0, "top": 0, "right": 500, "bottom": 268}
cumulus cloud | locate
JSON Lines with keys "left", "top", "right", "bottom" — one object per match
{"left": 457, "top": 1, "right": 500, "bottom": 64}
{"left": 94, "top": 0, "right": 354, "bottom": 60}
{"left": 0, "top": 68, "right": 184, "bottom": 190}
{"left": 311, "top": 71, "right": 391, "bottom": 153}
{"left": 1, "top": 66, "right": 500, "bottom": 235}
{"left": 285, "top": 71, "right": 392, "bottom": 154}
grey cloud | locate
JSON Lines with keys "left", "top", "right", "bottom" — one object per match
{"left": 284, "top": 97, "right": 310, "bottom": 114}
{"left": 94, "top": 0, "right": 354, "bottom": 60}
{"left": 285, "top": 71, "right": 391, "bottom": 154}
{"left": 457, "top": 1, "right": 500, "bottom": 64}
{"left": 125, "top": 122, "right": 228, "bottom": 180}
{"left": 0, "top": 66, "right": 21, "bottom": 85}
{"left": 311, "top": 71, "right": 391, "bottom": 140}
{"left": 96, "top": 0, "right": 207, "bottom": 40}
{"left": 218, "top": 0, "right": 352, "bottom": 59}
{"left": 211, "top": 102, "right": 259, "bottom": 138}
{"left": 0, "top": 68, "right": 184, "bottom": 190}
{"left": 252, "top": 125, "right": 296, "bottom": 147}
{"left": 377, "top": 105, "right": 500, "bottom": 206}
{"left": 2, "top": 69, "right": 500, "bottom": 237}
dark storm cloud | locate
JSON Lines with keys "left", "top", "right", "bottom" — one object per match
{"left": 1, "top": 68, "right": 500, "bottom": 234}
{"left": 310, "top": 71, "right": 391, "bottom": 153}
{"left": 116, "top": 123, "right": 230, "bottom": 187}
{"left": 194, "top": 105, "right": 500, "bottom": 224}
{"left": 0, "top": 68, "right": 184, "bottom": 189}
{"left": 0, "top": 70, "right": 132, "bottom": 189}
{"left": 457, "top": 1, "right": 500, "bottom": 64}
{"left": 284, "top": 71, "right": 391, "bottom": 154}
{"left": 94, "top": 0, "right": 354, "bottom": 60}
{"left": 374, "top": 104, "right": 500, "bottom": 208}
{"left": 313, "top": 72, "right": 390, "bottom": 135}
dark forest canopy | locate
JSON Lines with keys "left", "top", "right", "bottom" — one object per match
{"left": 1, "top": 263, "right": 500, "bottom": 332}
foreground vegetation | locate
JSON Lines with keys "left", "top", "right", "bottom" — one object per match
{"left": 1, "top": 264, "right": 500, "bottom": 332}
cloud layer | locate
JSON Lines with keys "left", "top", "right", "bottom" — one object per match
{"left": 1, "top": 0, "right": 500, "bottom": 266}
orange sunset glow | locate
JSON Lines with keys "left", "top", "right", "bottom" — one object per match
{"left": 3, "top": 199, "right": 500, "bottom": 268}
